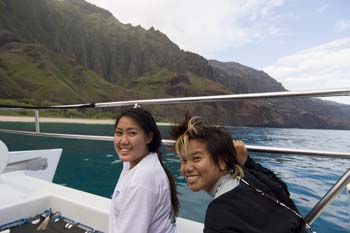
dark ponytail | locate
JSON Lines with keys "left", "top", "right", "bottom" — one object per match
{"left": 157, "top": 151, "right": 179, "bottom": 217}
{"left": 115, "top": 108, "right": 179, "bottom": 216}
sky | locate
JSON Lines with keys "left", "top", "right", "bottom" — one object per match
{"left": 86, "top": 0, "right": 350, "bottom": 104}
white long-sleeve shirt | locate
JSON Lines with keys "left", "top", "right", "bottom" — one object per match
{"left": 109, "top": 152, "right": 176, "bottom": 233}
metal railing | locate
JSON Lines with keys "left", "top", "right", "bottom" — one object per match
{"left": 0, "top": 88, "right": 349, "bottom": 226}
{"left": 1, "top": 128, "right": 350, "bottom": 159}
{"left": 95, "top": 88, "right": 350, "bottom": 108}
{"left": 305, "top": 168, "right": 350, "bottom": 224}
{"left": 1, "top": 88, "right": 350, "bottom": 159}
{"left": 1, "top": 88, "right": 350, "bottom": 110}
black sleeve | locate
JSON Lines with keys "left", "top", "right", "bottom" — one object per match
{"left": 244, "top": 160, "right": 299, "bottom": 212}
{"left": 204, "top": 184, "right": 303, "bottom": 233}
{"left": 244, "top": 155, "right": 290, "bottom": 196}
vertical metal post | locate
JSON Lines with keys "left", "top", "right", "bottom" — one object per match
{"left": 347, "top": 183, "right": 350, "bottom": 230}
{"left": 35, "top": 110, "right": 40, "bottom": 133}
{"left": 305, "top": 168, "right": 350, "bottom": 224}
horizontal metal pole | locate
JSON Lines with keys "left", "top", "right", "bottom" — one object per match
{"left": 95, "top": 88, "right": 350, "bottom": 108}
{"left": 246, "top": 145, "right": 350, "bottom": 159}
{"left": 1, "top": 129, "right": 350, "bottom": 159}
{"left": 164, "top": 139, "right": 350, "bottom": 159}
{"left": 0, "top": 88, "right": 349, "bottom": 110}
{"left": 0, "top": 103, "right": 95, "bottom": 110}
{"left": 0, "top": 129, "right": 113, "bottom": 141}
{"left": 305, "top": 168, "right": 350, "bottom": 224}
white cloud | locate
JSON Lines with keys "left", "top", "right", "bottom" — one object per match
{"left": 86, "top": 0, "right": 287, "bottom": 58}
{"left": 335, "top": 20, "right": 350, "bottom": 33}
{"left": 316, "top": 4, "right": 328, "bottom": 13}
{"left": 263, "top": 38, "right": 350, "bottom": 105}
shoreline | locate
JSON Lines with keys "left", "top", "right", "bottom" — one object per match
{"left": 0, "top": 115, "right": 172, "bottom": 126}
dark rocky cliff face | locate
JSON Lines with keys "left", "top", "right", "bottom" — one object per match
{"left": 209, "top": 60, "right": 285, "bottom": 93}
{"left": 1, "top": 0, "right": 349, "bottom": 129}
{"left": 206, "top": 60, "right": 350, "bottom": 129}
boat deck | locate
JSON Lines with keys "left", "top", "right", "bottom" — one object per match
{"left": 8, "top": 219, "right": 87, "bottom": 233}
{"left": 0, "top": 170, "right": 203, "bottom": 233}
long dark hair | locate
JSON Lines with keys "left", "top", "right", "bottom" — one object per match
{"left": 114, "top": 108, "right": 179, "bottom": 216}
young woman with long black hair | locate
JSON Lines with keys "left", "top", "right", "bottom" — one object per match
{"left": 109, "top": 108, "right": 179, "bottom": 233}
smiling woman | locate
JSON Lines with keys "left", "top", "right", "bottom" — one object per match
{"left": 114, "top": 116, "right": 153, "bottom": 168}
{"left": 110, "top": 108, "right": 179, "bottom": 233}
{"left": 170, "top": 113, "right": 307, "bottom": 233}
{"left": 179, "top": 139, "right": 226, "bottom": 192}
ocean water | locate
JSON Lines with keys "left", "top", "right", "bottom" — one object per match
{"left": 0, "top": 122, "right": 349, "bottom": 233}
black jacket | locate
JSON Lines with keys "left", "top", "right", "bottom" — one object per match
{"left": 204, "top": 165, "right": 304, "bottom": 233}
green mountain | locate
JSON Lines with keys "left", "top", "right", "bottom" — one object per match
{"left": 0, "top": 42, "right": 119, "bottom": 102}
{"left": 0, "top": 0, "right": 212, "bottom": 86}
{"left": 1, "top": 0, "right": 349, "bottom": 129}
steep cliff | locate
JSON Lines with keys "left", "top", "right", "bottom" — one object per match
{"left": 0, "top": 0, "right": 349, "bottom": 129}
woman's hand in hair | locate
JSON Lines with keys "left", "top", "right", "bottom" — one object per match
{"left": 233, "top": 140, "right": 248, "bottom": 166}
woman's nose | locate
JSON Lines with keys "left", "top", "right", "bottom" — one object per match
{"left": 181, "top": 162, "right": 194, "bottom": 173}
{"left": 120, "top": 134, "right": 129, "bottom": 144}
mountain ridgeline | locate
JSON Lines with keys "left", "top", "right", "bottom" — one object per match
{"left": 0, "top": 0, "right": 349, "bottom": 129}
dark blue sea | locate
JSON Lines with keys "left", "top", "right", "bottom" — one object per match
{"left": 0, "top": 121, "right": 349, "bottom": 233}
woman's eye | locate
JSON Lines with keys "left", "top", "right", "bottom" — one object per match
{"left": 180, "top": 158, "right": 187, "bottom": 164}
{"left": 115, "top": 131, "right": 122, "bottom": 136}
{"left": 193, "top": 156, "right": 201, "bottom": 162}
{"left": 128, "top": 131, "right": 137, "bottom": 136}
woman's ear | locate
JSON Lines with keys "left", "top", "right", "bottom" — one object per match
{"left": 218, "top": 158, "right": 227, "bottom": 171}
{"left": 145, "top": 132, "right": 153, "bottom": 144}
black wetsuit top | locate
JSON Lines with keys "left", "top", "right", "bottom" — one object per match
{"left": 204, "top": 157, "right": 304, "bottom": 233}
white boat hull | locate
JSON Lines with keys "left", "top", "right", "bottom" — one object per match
{"left": 0, "top": 144, "right": 203, "bottom": 232}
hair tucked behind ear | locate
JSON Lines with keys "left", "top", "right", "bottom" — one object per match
{"left": 115, "top": 108, "right": 179, "bottom": 216}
